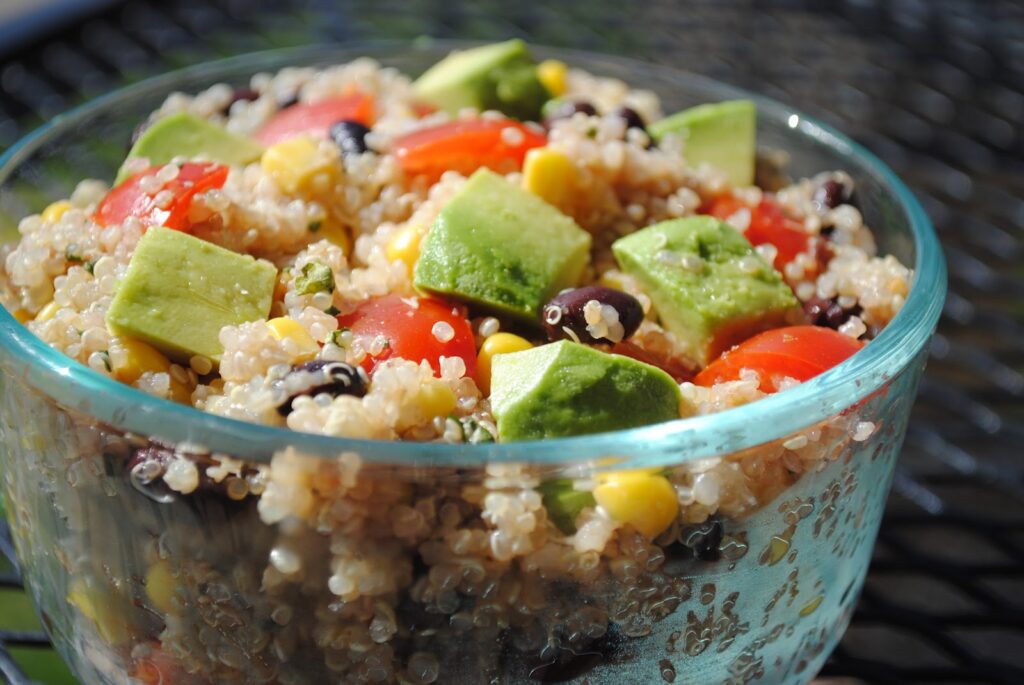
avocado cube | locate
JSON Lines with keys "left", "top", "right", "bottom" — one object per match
{"left": 106, "top": 226, "right": 276, "bottom": 364}
{"left": 413, "top": 169, "right": 591, "bottom": 323}
{"left": 414, "top": 40, "right": 542, "bottom": 117}
{"left": 490, "top": 341, "right": 681, "bottom": 441}
{"left": 648, "top": 100, "right": 756, "bottom": 187}
{"left": 116, "top": 112, "right": 264, "bottom": 185}
{"left": 612, "top": 217, "right": 798, "bottom": 365}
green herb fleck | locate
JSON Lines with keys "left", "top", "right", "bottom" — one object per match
{"left": 459, "top": 416, "right": 496, "bottom": 444}
{"left": 65, "top": 244, "right": 84, "bottom": 263}
{"left": 98, "top": 350, "right": 112, "bottom": 372}
{"left": 325, "top": 305, "right": 340, "bottom": 316}
{"left": 308, "top": 220, "right": 322, "bottom": 233}
{"left": 294, "top": 261, "right": 335, "bottom": 295}
{"left": 586, "top": 127, "right": 598, "bottom": 139}
{"left": 84, "top": 259, "right": 97, "bottom": 275}
{"left": 330, "top": 327, "right": 351, "bottom": 348}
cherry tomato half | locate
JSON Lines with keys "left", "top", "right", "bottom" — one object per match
{"left": 393, "top": 119, "right": 547, "bottom": 183}
{"left": 94, "top": 162, "right": 228, "bottom": 231}
{"left": 694, "top": 325, "right": 863, "bottom": 393}
{"left": 255, "top": 93, "right": 375, "bottom": 145}
{"left": 336, "top": 295, "right": 477, "bottom": 380}
{"left": 706, "top": 196, "right": 810, "bottom": 270}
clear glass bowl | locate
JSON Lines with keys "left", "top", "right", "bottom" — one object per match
{"left": 0, "top": 43, "right": 945, "bottom": 685}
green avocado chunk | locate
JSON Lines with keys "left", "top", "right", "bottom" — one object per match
{"left": 611, "top": 216, "right": 799, "bottom": 366}
{"left": 538, "top": 479, "right": 596, "bottom": 534}
{"left": 413, "top": 169, "right": 591, "bottom": 323}
{"left": 413, "top": 40, "right": 549, "bottom": 119}
{"left": 490, "top": 340, "right": 682, "bottom": 441}
{"left": 106, "top": 226, "right": 277, "bottom": 364}
{"left": 647, "top": 100, "right": 756, "bottom": 187}
{"left": 116, "top": 112, "right": 264, "bottom": 185}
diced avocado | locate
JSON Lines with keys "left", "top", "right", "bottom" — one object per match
{"left": 538, "top": 479, "right": 596, "bottom": 534}
{"left": 490, "top": 340, "right": 682, "bottom": 441}
{"left": 413, "top": 169, "right": 591, "bottom": 322}
{"left": 116, "top": 112, "right": 264, "bottom": 185}
{"left": 611, "top": 216, "right": 799, "bottom": 366}
{"left": 413, "top": 40, "right": 549, "bottom": 119}
{"left": 106, "top": 226, "right": 276, "bottom": 364}
{"left": 648, "top": 100, "right": 756, "bottom": 187}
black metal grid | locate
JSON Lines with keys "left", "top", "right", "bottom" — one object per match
{"left": 1, "top": 1, "right": 1022, "bottom": 683}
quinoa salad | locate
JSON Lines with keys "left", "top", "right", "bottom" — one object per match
{"left": 0, "top": 41, "right": 913, "bottom": 684}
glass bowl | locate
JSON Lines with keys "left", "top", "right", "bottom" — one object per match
{"left": 0, "top": 42, "right": 945, "bottom": 685}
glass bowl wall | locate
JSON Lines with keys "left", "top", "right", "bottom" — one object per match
{"left": 0, "top": 43, "right": 945, "bottom": 685}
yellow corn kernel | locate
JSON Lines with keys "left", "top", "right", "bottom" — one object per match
{"left": 168, "top": 378, "right": 194, "bottom": 404}
{"left": 418, "top": 380, "right": 457, "bottom": 420}
{"left": 112, "top": 337, "right": 171, "bottom": 384}
{"left": 522, "top": 147, "right": 576, "bottom": 210}
{"left": 267, "top": 317, "right": 318, "bottom": 361}
{"left": 34, "top": 301, "right": 61, "bottom": 323}
{"left": 593, "top": 470, "right": 679, "bottom": 538}
{"left": 537, "top": 59, "right": 569, "bottom": 97}
{"left": 385, "top": 222, "right": 427, "bottom": 275}
{"left": 41, "top": 200, "right": 72, "bottom": 224}
{"left": 261, "top": 136, "right": 338, "bottom": 194}
{"left": 144, "top": 561, "right": 177, "bottom": 614}
{"left": 67, "top": 579, "right": 131, "bottom": 645}
{"left": 477, "top": 333, "right": 532, "bottom": 395}
{"left": 11, "top": 308, "right": 32, "bottom": 324}
{"left": 315, "top": 218, "right": 352, "bottom": 255}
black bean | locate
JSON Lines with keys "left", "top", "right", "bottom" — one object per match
{"left": 328, "top": 119, "right": 372, "bottom": 156}
{"left": 275, "top": 360, "right": 368, "bottom": 416}
{"left": 813, "top": 178, "right": 855, "bottom": 210}
{"left": 125, "top": 446, "right": 176, "bottom": 503}
{"left": 542, "top": 100, "right": 598, "bottom": 128}
{"left": 803, "top": 296, "right": 860, "bottom": 330}
{"left": 222, "top": 87, "right": 260, "bottom": 114}
{"left": 612, "top": 106, "right": 646, "bottom": 132}
{"left": 542, "top": 286, "right": 644, "bottom": 344}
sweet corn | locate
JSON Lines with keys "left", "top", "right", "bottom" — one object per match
{"left": 112, "top": 337, "right": 172, "bottom": 384}
{"left": 593, "top": 470, "right": 679, "bottom": 538}
{"left": 537, "top": 59, "right": 569, "bottom": 97}
{"left": 267, "top": 317, "right": 319, "bottom": 361}
{"left": 41, "top": 200, "right": 72, "bottom": 224}
{"left": 34, "top": 300, "right": 60, "bottom": 323}
{"left": 522, "top": 148, "right": 576, "bottom": 210}
{"left": 11, "top": 308, "right": 32, "bottom": 324}
{"left": 144, "top": 561, "right": 177, "bottom": 614}
{"left": 67, "top": 578, "right": 131, "bottom": 644}
{"left": 261, "top": 136, "right": 339, "bottom": 194}
{"left": 476, "top": 332, "right": 532, "bottom": 394}
{"left": 315, "top": 218, "right": 352, "bottom": 255}
{"left": 385, "top": 222, "right": 427, "bottom": 275}
{"left": 417, "top": 380, "right": 457, "bottom": 420}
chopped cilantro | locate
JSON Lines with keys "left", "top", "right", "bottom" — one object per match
{"left": 294, "top": 261, "right": 335, "bottom": 295}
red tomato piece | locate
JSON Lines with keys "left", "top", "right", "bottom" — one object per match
{"left": 255, "top": 93, "right": 375, "bottom": 145}
{"left": 336, "top": 295, "right": 478, "bottom": 380}
{"left": 694, "top": 325, "right": 863, "bottom": 393}
{"left": 393, "top": 119, "right": 547, "bottom": 183}
{"left": 94, "top": 162, "right": 228, "bottom": 231}
{"left": 706, "top": 196, "right": 811, "bottom": 270}
{"left": 131, "top": 644, "right": 180, "bottom": 685}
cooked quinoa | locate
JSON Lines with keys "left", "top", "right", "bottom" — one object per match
{"left": 0, "top": 42, "right": 913, "bottom": 685}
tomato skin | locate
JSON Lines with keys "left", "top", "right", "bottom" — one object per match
{"left": 393, "top": 119, "right": 547, "bottom": 183}
{"left": 131, "top": 644, "right": 180, "bottom": 685}
{"left": 94, "top": 162, "right": 228, "bottom": 231}
{"left": 255, "top": 93, "right": 375, "bottom": 145}
{"left": 694, "top": 325, "right": 863, "bottom": 393}
{"left": 336, "top": 295, "right": 478, "bottom": 380}
{"left": 706, "top": 196, "right": 810, "bottom": 270}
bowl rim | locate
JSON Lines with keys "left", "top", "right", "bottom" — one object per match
{"left": 0, "top": 40, "right": 947, "bottom": 467}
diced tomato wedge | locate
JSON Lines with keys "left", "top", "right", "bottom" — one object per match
{"left": 706, "top": 196, "right": 811, "bottom": 270}
{"left": 336, "top": 295, "right": 477, "bottom": 380}
{"left": 694, "top": 325, "right": 863, "bottom": 393}
{"left": 94, "top": 162, "right": 228, "bottom": 231}
{"left": 255, "top": 93, "right": 375, "bottom": 145}
{"left": 393, "top": 119, "right": 547, "bottom": 183}
{"left": 131, "top": 644, "right": 180, "bottom": 685}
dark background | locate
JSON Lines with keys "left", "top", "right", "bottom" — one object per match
{"left": 0, "top": 1, "right": 1022, "bottom": 684}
